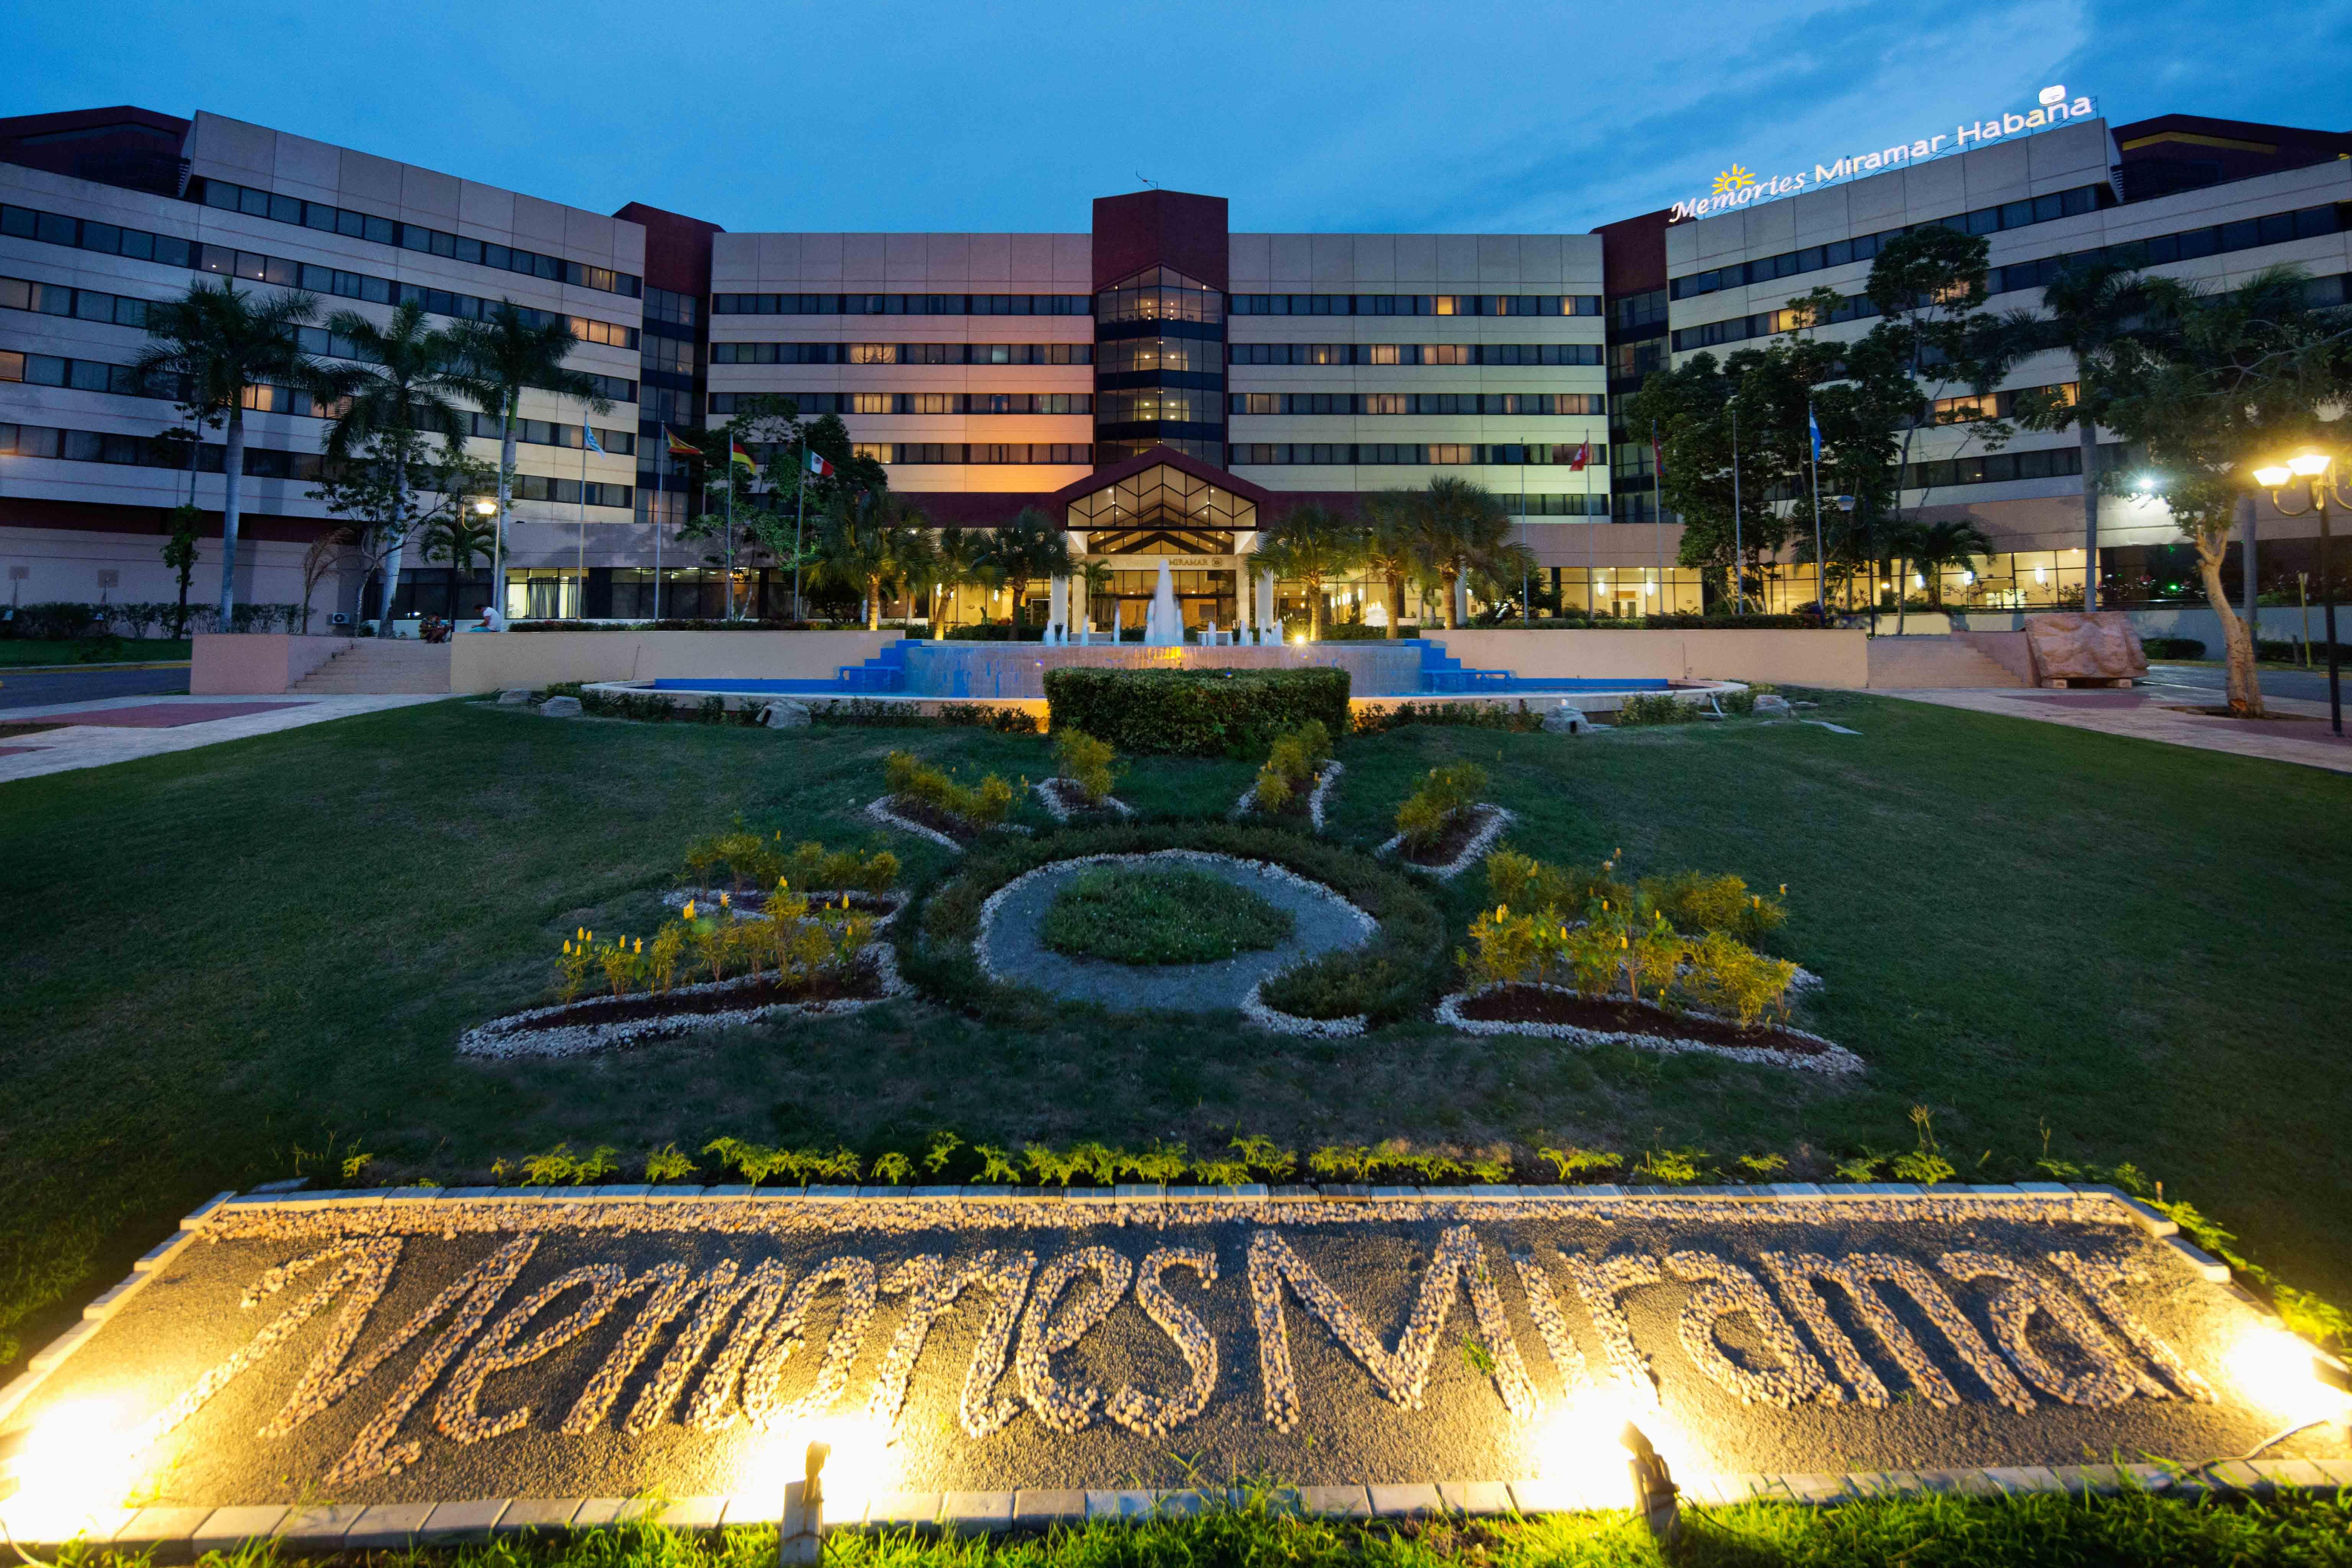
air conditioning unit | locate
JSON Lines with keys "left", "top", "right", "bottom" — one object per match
{"left": 328, "top": 612, "right": 351, "bottom": 626}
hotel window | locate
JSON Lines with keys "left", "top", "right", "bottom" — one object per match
{"left": 644, "top": 338, "right": 695, "bottom": 376}
{"left": 901, "top": 393, "right": 954, "bottom": 414}
{"left": 852, "top": 443, "right": 889, "bottom": 462}
{"left": 1421, "top": 344, "right": 1472, "bottom": 365}
{"left": 1365, "top": 343, "right": 1401, "bottom": 366}
{"left": 1100, "top": 336, "right": 1211, "bottom": 374}
{"left": 1095, "top": 266, "right": 1223, "bottom": 326}
{"left": 848, "top": 343, "right": 895, "bottom": 364}
{"left": 850, "top": 393, "right": 893, "bottom": 414}
{"left": 1362, "top": 394, "right": 1407, "bottom": 415}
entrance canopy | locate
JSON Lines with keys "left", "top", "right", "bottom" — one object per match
{"left": 1050, "top": 445, "right": 1274, "bottom": 555}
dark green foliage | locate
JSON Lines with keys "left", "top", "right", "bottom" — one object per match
{"left": 1044, "top": 667, "right": 1351, "bottom": 756}
{"left": 1354, "top": 701, "right": 1545, "bottom": 735}
{"left": 1040, "top": 867, "right": 1295, "bottom": 964}
{"left": 2144, "top": 636, "right": 2207, "bottom": 660}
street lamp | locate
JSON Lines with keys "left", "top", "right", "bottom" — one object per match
{"left": 2252, "top": 451, "right": 2341, "bottom": 735}
{"left": 472, "top": 500, "right": 499, "bottom": 625}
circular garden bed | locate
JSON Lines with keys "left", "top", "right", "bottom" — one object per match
{"left": 902, "top": 822, "right": 1447, "bottom": 1032}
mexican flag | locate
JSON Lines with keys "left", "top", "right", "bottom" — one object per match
{"left": 807, "top": 449, "right": 834, "bottom": 477}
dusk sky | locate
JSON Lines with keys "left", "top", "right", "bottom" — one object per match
{"left": 14, "top": 0, "right": 2352, "bottom": 236}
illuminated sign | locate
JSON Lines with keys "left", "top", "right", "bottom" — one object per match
{"left": 1669, "top": 85, "right": 2099, "bottom": 223}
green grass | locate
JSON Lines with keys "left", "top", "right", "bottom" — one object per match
{"left": 0, "top": 636, "right": 191, "bottom": 666}
{"left": 51, "top": 1489, "right": 2352, "bottom": 1567}
{"left": 2, "top": 690, "right": 2350, "bottom": 1376}
{"left": 1040, "top": 865, "right": 1295, "bottom": 964}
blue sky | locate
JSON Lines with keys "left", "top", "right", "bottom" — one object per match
{"left": 13, "top": 0, "right": 2352, "bottom": 236}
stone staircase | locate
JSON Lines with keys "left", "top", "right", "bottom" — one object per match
{"left": 1865, "top": 634, "right": 2027, "bottom": 689}
{"left": 290, "top": 641, "right": 452, "bottom": 694}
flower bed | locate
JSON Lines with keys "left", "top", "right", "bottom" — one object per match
{"left": 459, "top": 944, "right": 907, "bottom": 1059}
{"left": 1435, "top": 981, "right": 1863, "bottom": 1074}
{"left": 1378, "top": 803, "right": 1515, "bottom": 879}
{"left": 1040, "top": 862, "right": 1298, "bottom": 965}
{"left": 1032, "top": 777, "right": 1134, "bottom": 823}
{"left": 1230, "top": 760, "right": 1343, "bottom": 831}
{"left": 1042, "top": 666, "right": 1351, "bottom": 756}
{"left": 663, "top": 887, "right": 905, "bottom": 925}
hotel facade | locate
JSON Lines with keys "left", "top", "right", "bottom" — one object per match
{"left": 0, "top": 101, "right": 2345, "bottom": 633}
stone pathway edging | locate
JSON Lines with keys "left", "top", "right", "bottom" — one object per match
{"left": 661, "top": 888, "right": 906, "bottom": 929}
{"left": 456, "top": 943, "right": 908, "bottom": 1059}
{"left": 1377, "top": 804, "right": 1516, "bottom": 880}
{"left": 1031, "top": 779, "right": 1135, "bottom": 823}
{"left": 1228, "top": 761, "right": 1343, "bottom": 831}
{"left": 1435, "top": 982, "right": 1864, "bottom": 1075}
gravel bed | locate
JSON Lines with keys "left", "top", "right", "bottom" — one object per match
{"left": 1435, "top": 981, "right": 1864, "bottom": 1075}
{"left": 977, "top": 851, "right": 1376, "bottom": 1014}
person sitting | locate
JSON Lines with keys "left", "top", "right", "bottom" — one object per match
{"left": 461, "top": 604, "right": 505, "bottom": 633}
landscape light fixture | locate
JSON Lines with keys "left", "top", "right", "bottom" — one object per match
{"left": 474, "top": 500, "right": 497, "bottom": 515}
{"left": 777, "top": 1440, "right": 828, "bottom": 1566}
{"left": 2252, "top": 451, "right": 2342, "bottom": 734}
{"left": 1621, "top": 1420, "right": 1682, "bottom": 1547}
{"left": 0, "top": 1399, "right": 136, "bottom": 1539}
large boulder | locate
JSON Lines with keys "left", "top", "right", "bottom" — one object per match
{"left": 760, "top": 699, "right": 812, "bottom": 728}
{"left": 496, "top": 688, "right": 534, "bottom": 706}
{"left": 539, "top": 695, "right": 583, "bottom": 717}
{"left": 1542, "top": 705, "right": 1591, "bottom": 735}
{"left": 2025, "top": 612, "right": 2148, "bottom": 684}
{"left": 1753, "top": 693, "right": 1793, "bottom": 717}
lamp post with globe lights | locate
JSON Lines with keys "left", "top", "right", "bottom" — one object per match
{"left": 2251, "top": 452, "right": 2340, "bottom": 735}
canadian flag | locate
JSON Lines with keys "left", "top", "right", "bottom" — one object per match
{"left": 807, "top": 449, "right": 834, "bottom": 477}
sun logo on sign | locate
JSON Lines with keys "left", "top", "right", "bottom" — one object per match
{"left": 1711, "top": 165, "right": 1755, "bottom": 196}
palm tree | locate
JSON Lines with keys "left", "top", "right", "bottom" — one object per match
{"left": 306, "top": 301, "right": 468, "bottom": 627}
{"left": 816, "top": 491, "right": 934, "bottom": 629}
{"left": 1902, "top": 518, "right": 1994, "bottom": 611}
{"left": 982, "top": 507, "right": 1072, "bottom": 636}
{"left": 1359, "top": 491, "right": 1424, "bottom": 637}
{"left": 446, "top": 303, "right": 607, "bottom": 623}
{"left": 928, "top": 526, "right": 991, "bottom": 640}
{"left": 2004, "top": 261, "right": 2154, "bottom": 612}
{"left": 1407, "top": 476, "right": 1516, "bottom": 629}
{"left": 1252, "top": 503, "right": 1367, "bottom": 640}
{"left": 1074, "top": 559, "right": 1116, "bottom": 636}
{"left": 132, "top": 280, "right": 320, "bottom": 624}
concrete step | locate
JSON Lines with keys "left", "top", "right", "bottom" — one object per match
{"left": 1865, "top": 634, "right": 2025, "bottom": 689}
{"left": 291, "top": 641, "right": 452, "bottom": 694}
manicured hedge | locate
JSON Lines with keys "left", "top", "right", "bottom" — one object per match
{"left": 1043, "top": 667, "right": 1350, "bottom": 756}
{"left": 2143, "top": 636, "right": 2207, "bottom": 660}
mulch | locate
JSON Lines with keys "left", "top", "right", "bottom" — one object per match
{"left": 1457, "top": 983, "right": 1832, "bottom": 1057}
{"left": 1040, "top": 777, "right": 1122, "bottom": 818}
{"left": 1399, "top": 805, "right": 1488, "bottom": 867}
{"left": 509, "top": 960, "right": 884, "bottom": 1032}
{"left": 889, "top": 794, "right": 988, "bottom": 843}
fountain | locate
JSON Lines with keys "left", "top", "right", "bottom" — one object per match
{"left": 1144, "top": 559, "right": 1183, "bottom": 646}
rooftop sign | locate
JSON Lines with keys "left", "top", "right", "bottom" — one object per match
{"left": 1669, "top": 86, "right": 2100, "bottom": 223}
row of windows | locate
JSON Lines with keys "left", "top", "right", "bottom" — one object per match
{"left": 710, "top": 292, "right": 1092, "bottom": 316}
{"left": 191, "top": 177, "right": 640, "bottom": 296}
{"left": 1901, "top": 442, "right": 2120, "bottom": 490}
{"left": 1670, "top": 185, "right": 2106, "bottom": 299}
{"left": 1501, "top": 491, "right": 1612, "bottom": 516}
{"left": 1924, "top": 381, "right": 2078, "bottom": 424}
{"left": 642, "top": 285, "right": 698, "bottom": 328}
{"left": 0, "top": 346, "right": 635, "bottom": 451}
{"left": 1096, "top": 389, "right": 1213, "bottom": 424}
{"left": 1226, "top": 341, "right": 1604, "bottom": 366}
{"left": 0, "top": 203, "right": 641, "bottom": 346}
{"left": 1228, "top": 294, "right": 1604, "bottom": 317}
{"left": 1231, "top": 392, "right": 1606, "bottom": 416}
{"left": 1610, "top": 289, "right": 1669, "bottom": 332}
{"left": 1229, "top": 443, "right": 1611, "bottom": 466}
{"left": 1096, "top": 268, "right": 1225, "bottom": 326}
{"left": 860, "top": 442, "right": 1095, "bottom": 465}
{"left": 709, "top": 341, "right": 1094, "bottom": 365}
{"left": 0, "top": 418, "right": 643, "bottom": 505}
{"left": 704, "top": 391, "right": 1093, "bottom": 416}
{"left": 1669, "top": 210, "right": 2350, "bottom": 353}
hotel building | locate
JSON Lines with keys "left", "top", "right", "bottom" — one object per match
{"left": 0, "top": 101, "right": 2344, "bottom": 633}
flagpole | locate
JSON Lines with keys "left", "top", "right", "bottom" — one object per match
{"left": 1651, "top": 417, "right": 1665, "bottom": 612}
{"left": 577, "top": 418, "right": 588, "bottom": 618}
{"left": 653, "top": 433, "right": 665, "bottom": 621}
{"left": 725, "top": 441, "right": 736, "bottom": 621}
{"left": 1808, "top": 397, "right": 1826, "bottom": 623}
{"left": 793, "top": 422, "right": 807, "bottom": 622}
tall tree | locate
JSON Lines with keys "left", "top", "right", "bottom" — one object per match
{"left": 446, "top": 303, "right": 606, "bottom": 622}
{"left": 2101, "top": 266, "right": 2352, "bottom": 716}
{"left": 1253, "top": 502, "right": 1367, "bottom": 640}
{"left": 1406, "top": 476, "right": 1517, "bottom": 629}
{"left": 982, "top": 507, "right": 1072, "bottom": 634}
{"left": 2002, "top": 260, "right": 2157, "bottom": 612}
{"left": 415, "top": 449, "right": 505, "bottom": 617}
{"left": 131, "top": 280, "right": 320, "bottom": 624}
{"left": 815, "top": 491, "right": 935, "bottom": 630}
{"left": 1359, "top": 491, "right": 1425, "bottom": 637}
{"left": 928, "top": 526, "right": 994, "bottom": 640}
{"left": 1899, "top": 518, "right": 1995, "bottom": 610}
{"left": 307, "top": 300, "right": 468, "bottom": 627}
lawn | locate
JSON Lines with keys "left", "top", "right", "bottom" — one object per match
{"left": 0, "top": 636, "right": 192, "bottom": 666}
{"left": 1, "top": 689, "right": 2347, "bottom": 1381}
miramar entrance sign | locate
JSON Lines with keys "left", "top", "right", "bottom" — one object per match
{"left": 1668, "top": 86, "right": 2100, "bottom": 223}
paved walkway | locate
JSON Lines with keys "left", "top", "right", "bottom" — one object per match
{"left": 0, "top": 693, "right": 450, "bottom": 785}
{"left": 1878, "top": 665, "right": 2352, "bottom": 775}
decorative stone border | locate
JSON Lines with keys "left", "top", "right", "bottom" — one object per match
{"left": 1240, "top": 977, "right": 1367, "bottom": 1037}
{"left": 1435, "top": 982, "right": 1864, "bottom": 1075}
{"left": 1228, "top": 761, "right": 1344, "bottom": 831}
{"left": 1377, "top": 804, "right": 1516, "bottom": 881}
{"left": 662, "top": 887, "right": 905, "bottom": 928}
{"left": 866, "top": 796, "right": 1034, "bottom": 851}
{"left": 4, "top": 1177, "right": 2312, "bottom": 1552}
{"left": 1031, "top": 779, "right": 1135, "bottom": 823}
{"left": 456, "top": 944, "right": 908, "bottom": 1059}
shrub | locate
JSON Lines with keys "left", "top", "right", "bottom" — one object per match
{"left": 1640, "top": 869, "right": 1787, "bottom": 939}
{"left": 1053, "top": 727, "right": 1117, "bottom": 806}
{"left": 1252, "top": 719, "right": 1331, "bottom": 812}
{"left": 1484, "top": 849, "right": 1626, "bottom": 915}
{"left": 884, "top": 751, "right": 1014, "bottom": 826}
{"left": 1040, "top": 866, "right": 1294, "bottom": 964}
{"left": 2144, "top": 636, "right": 2206, "bottom": 660}
{"left": 1612, "top": 692, "right": 1699, "bottom": 726}
{"left": 1043, "top": 667, "right": 1350, "bottom": 756}
{"left": 1681, "top": 929, "right": 1799, "bottom": 1028}
{"left": 782, "top": 841, "right": 900, "bottom": 893}
{"left": 1395, "top": 762, "right": 1487, "bottom": 851}
{"left": 1352, "top": 701, "right": 1544, "bottom": 736}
